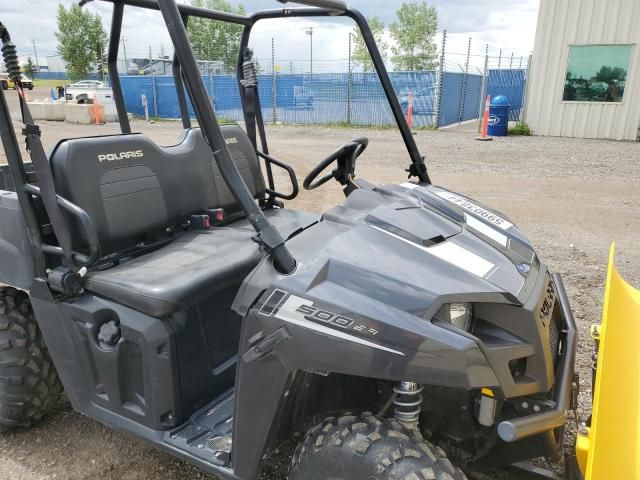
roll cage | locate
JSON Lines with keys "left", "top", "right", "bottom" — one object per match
{"left": 1, "top": 0, "right": 431, "bottom": 280}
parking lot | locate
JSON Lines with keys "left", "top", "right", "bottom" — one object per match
{"left": 0, "top": 86, "right": 639, "bottom": 479}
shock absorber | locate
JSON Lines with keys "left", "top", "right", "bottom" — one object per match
{"left": 0, "top": 23, "right": 21, "bottom": 85}
{"left": 393, "top": 381, "right": 424, "bottom": 428}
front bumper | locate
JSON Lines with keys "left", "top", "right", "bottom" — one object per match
{"left": 498, "top": 273, "right": 578, "bottom": 443}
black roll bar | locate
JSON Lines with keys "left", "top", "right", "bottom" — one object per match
{"left": 0, "top": 85, "right": 47, "bottom": 276}
{"left": 173, "top": 13, "right": 192, "bottom": 130}
{"left": 277, "top": 0, "right": 347, "bottom": 15}
{"left": 108, "top": 1, "right": 131, "bottom": 133}
{"left": 244, "top": 7, "right": 431, "bottom": 184}
{"left": 82, "top": 0, "right": 252, "bottom": 25}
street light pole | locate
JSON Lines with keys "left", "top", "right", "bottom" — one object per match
{"left": 32, "top": 40, "right": 40, "bottom": 73}
{"left": 305, "top": 27, "right": 313, "bottom": 75}
{"left": 122, "top": 37, "right": 128, "bottom": 73}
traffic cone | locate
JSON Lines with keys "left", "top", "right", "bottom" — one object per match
{"left": 406, "top": 91, "right": 414, "bottom": 129}
{"left": 476, "top": 95, "right": 493, "bottom": 141}
{"left": 93, "top": 94, "right": 101, "bottom": 125}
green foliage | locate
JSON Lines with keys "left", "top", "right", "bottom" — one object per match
{"left": 508, "top": 121, "right": 531, "bottom": 136}
{"left": 96, "top": 46, "right": 108, "bottom": 78}
{"left": 187, "top": 0, "right": 246, "bottom": 73}
{"left": 389, "top": 2, "right": 438, "bottom": 71}
{"left": 351, "top": 16, "right": 387, "bottom": 73}
{"left": 55, "top": 4, "right": 107, "bottom": 81}
{"left": 595, "top": 66, "right": 627, "bottom": 83}
{"left": 23, "top": 57, "right": 38, "bottom": 79}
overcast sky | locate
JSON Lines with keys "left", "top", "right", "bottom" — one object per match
{"left": 4, "top": 0, "right": 539, "bottom": 73}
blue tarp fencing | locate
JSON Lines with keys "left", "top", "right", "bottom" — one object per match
{"left": 486, "top": 69, "right": 527, "bottom": 121}
{"left": 112, "top": 67, "right": 526, "bottom": 128}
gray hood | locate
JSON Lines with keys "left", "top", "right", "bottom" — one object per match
{"left": 234, "top": 182, "right": 542, "bottom": 317}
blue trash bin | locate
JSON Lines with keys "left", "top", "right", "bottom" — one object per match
{"left": 487, "top": 95, "right": 510, "bottom": 137}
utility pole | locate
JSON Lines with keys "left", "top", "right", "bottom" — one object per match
{"left": 305, "top": 27, "right": 313, "bottom": 75}
{"left": 272, "top": 37, "right": 276, "bottom": 124}
{"left": 122, "top": 37, "right": 128, "bottom": 72}
{"left": 32, "top": 40, "right": 40, "bottom": 73}
{"left": 347, "top": 32, "right": 353, "bottom": 124}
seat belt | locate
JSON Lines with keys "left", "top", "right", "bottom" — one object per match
{"left": 241, "top": 48, "right": 277, "bottom": 206}
{"left": 17, "top": 87, "right": 75, "bottom": 266}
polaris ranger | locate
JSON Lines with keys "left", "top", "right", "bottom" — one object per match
{"left": 0, "top": 1, "right": 578, "bottom": 479}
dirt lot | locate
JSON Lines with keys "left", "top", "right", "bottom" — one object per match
{"left": 0, "top": 87, "right": 638, "bottom": 479}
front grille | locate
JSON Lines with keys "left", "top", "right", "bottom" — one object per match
{"left": 549, "top": 308, "right": 562, "bottom": 366}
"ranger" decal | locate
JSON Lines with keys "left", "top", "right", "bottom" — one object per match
{"left": 436, "top": 191, "right": 513, "bottom": 230}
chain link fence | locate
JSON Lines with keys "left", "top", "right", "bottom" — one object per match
{"left": 116, "top": 29, "right": 531, "bottom": 130}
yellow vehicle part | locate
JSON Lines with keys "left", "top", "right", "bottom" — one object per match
{"left": 579, "top": 244, "right": 640, "bottom": 479}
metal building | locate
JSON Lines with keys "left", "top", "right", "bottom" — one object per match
{"left": 525, "top": 0, "right": 640, "bottom": 141}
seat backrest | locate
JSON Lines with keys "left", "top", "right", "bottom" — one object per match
{"left": 49, "top": 126, "right": 266, "bottom": 253}
{"left": 212, "top": 124, "right": 266, "bottom": 212}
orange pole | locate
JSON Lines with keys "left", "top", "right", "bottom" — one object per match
{"left": 93, "top": 94, "right": 100, "bottom": 124}
{"left": 481, "top": 95, "right": 491, "bottom": 138}
{"left": 407, "top": 92, "right": 414, "bottom": 129}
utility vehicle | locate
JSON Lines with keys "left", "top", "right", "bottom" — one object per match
{"left": 0, "top": 1, "right": 581, "bottom": 479}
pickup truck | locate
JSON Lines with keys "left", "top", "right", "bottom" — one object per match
{"left": 64, "top": 80, "right": 111, "bottom": 103}
{"left": 1, "top": 73, "right": 34, "bottom": 90}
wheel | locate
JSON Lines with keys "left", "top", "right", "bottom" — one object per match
{"left": 290, "top": 412, "right": 468, "bottom": 480}
{"left": 28, "top": 86, "right": 33, "bottom": 91}
{"left": 1, "top": 81, "right": 7, "bottom": 90}
{"left": 0, "top": 287, "right": 62, "bottom": 431}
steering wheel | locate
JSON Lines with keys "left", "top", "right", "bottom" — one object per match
{"left": 303, "top": 137, "right": 369, "bottom": 190}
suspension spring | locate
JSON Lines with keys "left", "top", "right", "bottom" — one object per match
{"left": 393, "top": 382, "right": 424, "bottom": 427}
{"left": 0, "top": 23, "right": 21, "bottom": 83}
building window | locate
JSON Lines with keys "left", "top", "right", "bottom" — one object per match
{"left": 563, "top": 45, "right": 632, "bottom": 103}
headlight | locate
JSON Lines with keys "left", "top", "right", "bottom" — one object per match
{"left": 433, "top": 302, "right": 473, "bottom": 331}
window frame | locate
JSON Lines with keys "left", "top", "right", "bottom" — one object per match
{"left": 561, "top": 43, "right": 634, "bottom": 105}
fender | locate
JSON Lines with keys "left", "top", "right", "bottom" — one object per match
{"left": 231, "top": 288, "right": 499, "bottom": 479}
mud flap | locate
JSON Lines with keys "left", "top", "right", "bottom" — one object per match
{"left": 576, "top": 244, "right": 640, "bottom": 479}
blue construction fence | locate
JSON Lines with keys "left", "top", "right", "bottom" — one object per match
{"left": 486, "top": 69, "right": 527, "bottom": 121}
{"left": 116, "top": 68, "right": 526, "bottom": 128}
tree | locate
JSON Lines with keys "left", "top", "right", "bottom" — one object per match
{"left": 389, "top": 2, "right": 438, "bottom": 71}
{"left": 55, "top": 4, "right": 107, "bottom": 81}
{"left": 23, "top": 57, "right": 38, "bottom": 79}
{"left": 351, "top": 16, "right": 387, "bottom": 72}
{"left": 187, "top": 0, "right": 246, "bottom": 73}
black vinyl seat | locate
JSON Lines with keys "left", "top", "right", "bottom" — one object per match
{"left": 85, "top": 228, "right": 263, "bottom": 317}
{"left": 48, "top": 126, "right": 318, "bottom": 317}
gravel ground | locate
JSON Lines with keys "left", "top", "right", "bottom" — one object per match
{"left": 0, "top": 87, "right": 638, "bottom": 479}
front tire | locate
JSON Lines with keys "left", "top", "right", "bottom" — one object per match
{"left": 290, "top": 412, "right": 467, "bottom": 480}
{"left": 0, "top": 288, "right": 62, "bottom": 431}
